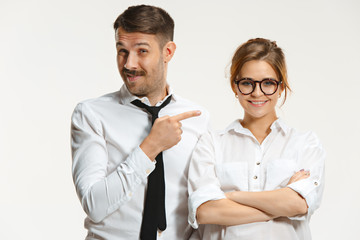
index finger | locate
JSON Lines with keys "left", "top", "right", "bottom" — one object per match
{"left": 171, "top": 110, "right": 201, "bottom": 122}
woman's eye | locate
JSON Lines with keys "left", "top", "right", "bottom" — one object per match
{"left": 240, "top": 81, "right": 252, "bottom": 86}
{"left": 263, "top": 80, "right": 276, "bottom": 86}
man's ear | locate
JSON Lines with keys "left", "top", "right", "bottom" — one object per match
{"left": 163, "top": 41, "right": 176, "bottom": 63}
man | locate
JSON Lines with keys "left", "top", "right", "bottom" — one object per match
{"left": 71, "top": 5, "right": 209, "bottom": 240}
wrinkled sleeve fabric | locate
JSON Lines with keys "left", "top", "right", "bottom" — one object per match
{"left": 287, "top": 131, "right": 326, "bottom": 220}
{"left": 71, "top": 103, "right": 155, "bottom": 223}
{"left": 187, "top": 131, "right": 226, "bottom": 229}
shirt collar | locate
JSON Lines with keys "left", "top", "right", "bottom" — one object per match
{"left": 221, "top": 118, "right": 289, "bottom": 136}
{"left": 118, "top": 84, "right": 177, "bottom": 106}
{"left": 270, "top": 118, "right": 289, "bottom": 135}
{"left": 221, "top": 120, "right": 251, "bottom": 136}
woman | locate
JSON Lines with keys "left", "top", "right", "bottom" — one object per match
{"left": 188, "top": 38, "right": 325, "bottom": 240}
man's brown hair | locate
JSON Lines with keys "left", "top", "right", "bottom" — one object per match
{"left": 114, "top": 5, "right": 174, "bottom": 47}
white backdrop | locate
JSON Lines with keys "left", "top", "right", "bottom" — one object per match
{"left": 1, "top": 0, "right": 359, "bottom": 239}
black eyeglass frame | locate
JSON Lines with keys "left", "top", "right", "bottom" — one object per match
{"left": 234, "top": 77, "right": 283, "bottom": 96}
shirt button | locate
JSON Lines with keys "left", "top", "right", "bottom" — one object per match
{"left": 314, "top": 182, "right": 318, "bottom": 186}
{"left": 253, "top": 176, "right": 258, "bottom": 180}
{"left": 256, "top": 162, "right": 260, "bottom": 165}
{"left": 128, "top": 192, "right": 132, "bottom": 197}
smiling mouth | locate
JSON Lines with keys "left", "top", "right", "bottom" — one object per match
{"left": 248, "top": 100, "right": 269, "bottom": 106}
{"left": 126, "top": 74, "right": 140, "bottom": 82}
{"left": 123, "top": 70, "right": 145, "bottom": 83}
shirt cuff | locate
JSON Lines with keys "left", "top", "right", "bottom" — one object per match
{"left": 287, "top": 178, "right": 321, "bottom": 220}
{"left": 122, "top": 146, "right": 155, "bottom": 183}
{"left": 188, "top": 185, "right": 226, "bottom": 229}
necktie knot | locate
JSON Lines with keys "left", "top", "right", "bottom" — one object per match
{"left": 131, "top": 96, "right": 172, "bottom": 124}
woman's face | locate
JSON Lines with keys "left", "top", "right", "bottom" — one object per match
{"left": 233, "top": 60, "right": 283, "bottom": 121}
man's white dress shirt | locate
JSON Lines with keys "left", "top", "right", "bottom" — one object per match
{"left": 188, "top": 119, "right": 325, "bottom": 240}
{"left": 71, "top": 85, "right": 210, "bottom": 240}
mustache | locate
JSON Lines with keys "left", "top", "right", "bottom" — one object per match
{"left": 122, "top": 68, "right": 146, "bottom": 76}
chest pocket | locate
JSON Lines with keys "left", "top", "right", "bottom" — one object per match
{"left": 215, "top": 162, "right": 248, "bottom": 192}
{"left": 265, "top": 158, "right": 297, "bottom": 190}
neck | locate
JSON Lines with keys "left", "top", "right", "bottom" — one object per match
{"left": 241, "top": 113, "right": 277, "bottom": 144}
{"left": 148, "top": 85, "right": 168, "bottom": 106}
{"left": 148, "top": 66, "right": 168, "bottom": 105}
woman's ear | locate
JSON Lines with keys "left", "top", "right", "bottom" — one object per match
{"left": 163, "top": 41, "right": 176, "bottom": 63}
{"left": 231, "top": 80, "right": 238, "bottom": 95}
{"left": 279, "top": 83, "right": 285, "bottom": 96}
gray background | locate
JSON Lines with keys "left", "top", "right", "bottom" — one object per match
{"left": 1, "top": 0, "right": 359, "bottom": 239}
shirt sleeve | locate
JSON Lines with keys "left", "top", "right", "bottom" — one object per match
{"left": 187, "top": 131, "right": 226, "bottom": 229}
{"left": 287, "top": 131, "right": 326, "bottom": 220}
{"left": 71, "top": 102, "right": 155, "bottom": 223}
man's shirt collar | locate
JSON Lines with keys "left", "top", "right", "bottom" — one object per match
{"left": 118, "top": 84, "right": 176, "bottom": 106}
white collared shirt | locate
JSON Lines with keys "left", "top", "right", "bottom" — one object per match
{"left": 71, "top": 85, "right": 210, "bottom": 240}
{"left": 188, "top": 119, "right": 325, "bottom": 240}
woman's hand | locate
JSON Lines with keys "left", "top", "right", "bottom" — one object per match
{"left": 287, "top": 169, "right": 310, "bottom": 185}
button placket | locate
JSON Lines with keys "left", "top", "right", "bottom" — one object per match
{"left": 252, "top": 144, "right": 262, "bottom": 191}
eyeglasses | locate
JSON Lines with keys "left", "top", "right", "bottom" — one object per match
{"left": 234, "top": 78, "right": 282, "bottom": 95}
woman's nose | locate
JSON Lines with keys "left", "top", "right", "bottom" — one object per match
{"left": 251, "top": 82, "right": 263, "bottom": 97}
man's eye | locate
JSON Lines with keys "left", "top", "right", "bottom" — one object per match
{"left": 139, "top": 49, "right": 148, "bottom": 54}
{"left": 117, "top": 49, "right": 128, "bottom": 55}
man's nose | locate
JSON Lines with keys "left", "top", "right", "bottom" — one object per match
{"left": 124, "top": 52, "right": 139, "bottom": 69}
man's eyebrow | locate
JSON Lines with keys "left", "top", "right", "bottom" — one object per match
{"left": 135, "top": 42, "right": 150, "bottom": 47}
{"left": 116, "top": 42, "right": 151, "bottom": 47}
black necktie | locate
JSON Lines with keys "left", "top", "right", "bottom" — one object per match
{"left": 131, "top": 96, "right": 172, "bottom": 240}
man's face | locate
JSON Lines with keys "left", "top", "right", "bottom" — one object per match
{"left": 115, "top": 28, "right": 167, "bottom": 101}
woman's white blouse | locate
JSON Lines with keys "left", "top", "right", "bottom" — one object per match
{"left": 188, "top": 119, "right": 325, "bottom": 240}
